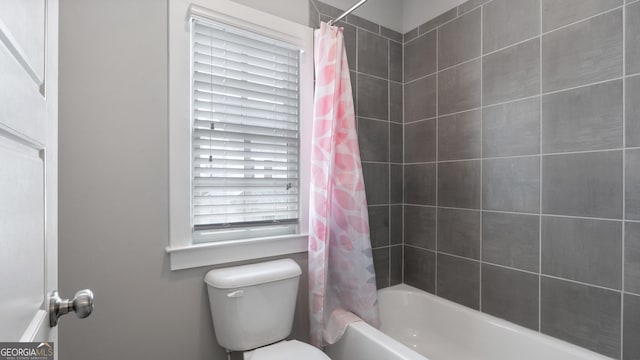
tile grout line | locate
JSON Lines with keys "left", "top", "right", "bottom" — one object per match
{"left": 403, "top": 147, "right": 634, "bottom": 165}
{"left": 538, "top": 0, "right": 543, "bottom": 335}
{"left": 387, "top": 36, "right": 392, "bottom": 287}
{"left": 406, "top": 73, "right": 624, "bottom": 123}
{"left": 401, "top": 29, "right": 406, "bottom": 286}
{"left": 404, "top": 243, "right": 628, "bottom": 294}
{"left": 434, "top": 23, "right": 439, "bottom": 296}
{"left": 406, "top": 203, "right": 630, "bottom": 223}
{"left": 621, "top": 1, "right": 627, "bottom": 357}
{"left": 478, "top": 4, "right": 484, "bottom": 313}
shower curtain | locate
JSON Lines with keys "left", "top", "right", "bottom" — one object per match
{"left": 308, "top": 22, "right": 379, "bottom": 348}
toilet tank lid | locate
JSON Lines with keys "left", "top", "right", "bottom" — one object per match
{"left": 205, "top": 259, "right": 302, "bottom": 289}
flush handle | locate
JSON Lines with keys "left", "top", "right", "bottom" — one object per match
{"left": 49, "top": 289, "right": 94, "bottom": 327}
{"left": 227, "top": 290, "right": 244, "bottom": 298}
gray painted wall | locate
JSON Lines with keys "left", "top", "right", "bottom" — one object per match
{"left": 401, "top": 0, "right": 640, "bottom": 359}
{"left": 227, "top": 0, "right": 310, "bottom": 26}
{"left": 58, "top": 1, "right": 309, "bottom": 359}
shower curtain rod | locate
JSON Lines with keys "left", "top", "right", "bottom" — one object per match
{"left": 326, "top": 0, "right": 369, "bottom": 26}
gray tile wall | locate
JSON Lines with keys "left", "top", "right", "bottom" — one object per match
{"left": 310, "top": 1, "right": 404, "bottom": 290}
{"left": 402, "top": 0, "right": 640, "bottom": 358}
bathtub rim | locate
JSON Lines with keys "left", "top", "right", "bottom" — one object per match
{"left": 378, "top": 283, "right": 613, "bottom": 360}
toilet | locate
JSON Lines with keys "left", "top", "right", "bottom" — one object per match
{"left": 205, "top": 259, "right": 331, "bottom": 360}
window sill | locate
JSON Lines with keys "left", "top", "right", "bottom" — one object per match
{"left": 166, "top": 233, "right": 308, "bottom": 270}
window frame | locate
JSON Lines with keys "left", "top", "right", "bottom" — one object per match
{"left": 167, "top": 0, "right": 313, "bottom": 270}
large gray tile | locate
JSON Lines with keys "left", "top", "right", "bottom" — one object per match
{"left": 541, "top": 277, "right": 621, "bottom": 359}
{"left": 390, "top": 245, "right": 403, "bottom": 286}
{"left": 358, "top": 73, "right": 388, "bottom": 120}
{"left": 405, "top": 119, "right": 436, "bottom": 163}
{"left": 350, "top": 71, "right": 357, "bottom": 104}
{"left": 404, "top": 247, "right": 436, "bottom": 293}
{"left": 419, "top": 8, "right": 458, "bottom": 34}
{"left": 483, "top": 157, "right": 540, "bottom": 213}
{"left": 542, "top": 9, "right": 623, "bottom": 92}
{"left": 382, "top": 26, "right": 403, "bottom": 43}
{"left": 458, "top": 0, "right": 491, "bottom": 16}
{"left": 541, "top": 79, "right": 623, "bottom": 153}
{"left": 438, "top": 9, "right": 482, "bottom": 70}
{"left": 542, "top": 151, "right": 623, "bottom": 218}
{"left": 404, "top": 30, "right": 437, "bottom": 82}
{"left": 481, "top": 264, "right": 540, "bottom": 331}
{"left": 437, "top": 208, "right": 480, "bottom": 259}
{"left": 438, "top": 110, "right": 481, "bottom": 161}
{"left": 482, "top": 212, "right": 540, "bottom": 272}
{"left": 404, "top": 27, "right": 419, "bottom": 43}
{"left": 483, "top": 97, "right": 540, "bottom": 157}
{"left": 390, "top": 82, "right": 403, "bottom": 124}
{"left": 626, "top": 149, "right": 640, "bottom": 220}
{"left": 347, "top": 14, "right": 379, "bottom": 34}
{"left": 624, "top": 293, "right": 640, "bottom": 360}
{"left": 314, "top": 1, "right": 342, "bottom": 19}
{"left": 309, "top": 2, "right": 320, "bottom": 29}
{"left": 342, "top": 22, "right": 357, "bottom": 71}
{"left": 542, "top": 216, "right": 622, "bottom": 289}
{"left": 362, "top": 163, "right": 389, "bottom": 205}
{"left": 625, "top": 222, "right": 640, "bottom": 293}
{"left": 390, "top": 164, "right": 403, "bottom": 204}
{"left": 405, "top": 75, "right": 437, "bottom": 122}
{"left": 438, "top": 160, "right": 481, "bottom": 209}
{"left": 368, "top": 206, "right": 390, "bottom": 248}
{"left": 404, "top": 205, "right": 436, "bottom": 250}
{"left": 627, "top": 76, "right": 640, "bottom": 147}
{"left": 437, "top": 254, "right": 480, "bottom": 310}
{"left": 390, "top": 205, "right": 403, "bottom": 245}
{"left": 358, "top": 118, "right": 389, "bottom": 162}
{"left": 373, "top": 248, "right": 390, "bottom": 289}
{"left": 389, "top": 40, "right": 403, "bottom": 82}
{"left": 358, "top": 29, "right": 388, "bottom": 78}
{"left": 438, "top": 59, "right": 482, "bottom": 115}
{"left": 405, "top": 163, "right": 437, "bottom": 205}
{"left": 543, "top": 0, "right": 622, "bottom": 32}
{"left": 483, "top": 0, "right": 540, "bottom": 54}
{"left": 483, "top": 39, "right": 540, "bottom": 106}
{"left": 628, "top": 2, "right": 640, "bottom": 75}
{"left": 390, "top": 123, "right": 403, "bottom": 163}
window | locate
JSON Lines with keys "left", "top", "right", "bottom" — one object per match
{"left": 167, "top": 0, "right": 313, "bottom": 270}
{"left": 191, "top": 19, "right": 301, "bottom": 243}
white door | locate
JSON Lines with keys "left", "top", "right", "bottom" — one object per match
{"left": 0, "top": 0, "right": 58, "bottom": 350}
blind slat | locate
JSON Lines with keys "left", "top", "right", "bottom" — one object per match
{"left": 193, "top": 120, "right": 298, "bottom": 138}
{"left": 193, "top": 62, "right": 298, "bottom": 90}
{"left": 194, "top": 211, "right": 298, "bottom": 226}
{"left": 193, "top": 89, "right": 297, "bottom": 114}
{"left": 194, "top": 81, "right": 298, "bottom": 107}
{"left": 193, "top": 71, "right": 299, "bottom": 99}
{"left": 192, "top": 140, "right": 297, "bottom": 154}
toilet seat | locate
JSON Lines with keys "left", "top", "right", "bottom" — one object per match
{"left": 244, "top": 340, "right": 331, "bottom": 360}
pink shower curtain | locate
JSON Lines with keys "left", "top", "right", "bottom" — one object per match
{"left": 308, "top": 22, "right": 379, "bottom": 348}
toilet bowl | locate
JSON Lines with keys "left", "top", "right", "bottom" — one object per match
{"left": 205, "top": 259, "right": 331, "bottom": 359}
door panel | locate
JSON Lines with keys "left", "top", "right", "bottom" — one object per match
{"left": 0, "top": 133, "right": 45, "bottom": 341}
{"left": 0, "top": 0, "right": 45, "bottom": 82}
{"left": 0, "top": 28, "right": 46, "bottom": 144}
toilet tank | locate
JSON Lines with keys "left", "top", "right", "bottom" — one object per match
{"left": 205, "top": 259, "right": 302, "bottom": 351}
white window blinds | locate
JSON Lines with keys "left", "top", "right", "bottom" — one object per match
{"left": 191, "top": 19, "right": 301, "bottom": 234}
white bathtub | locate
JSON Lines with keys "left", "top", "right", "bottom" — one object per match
{"left": 325, "top": 284, "right": 613, "bottom": 360}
